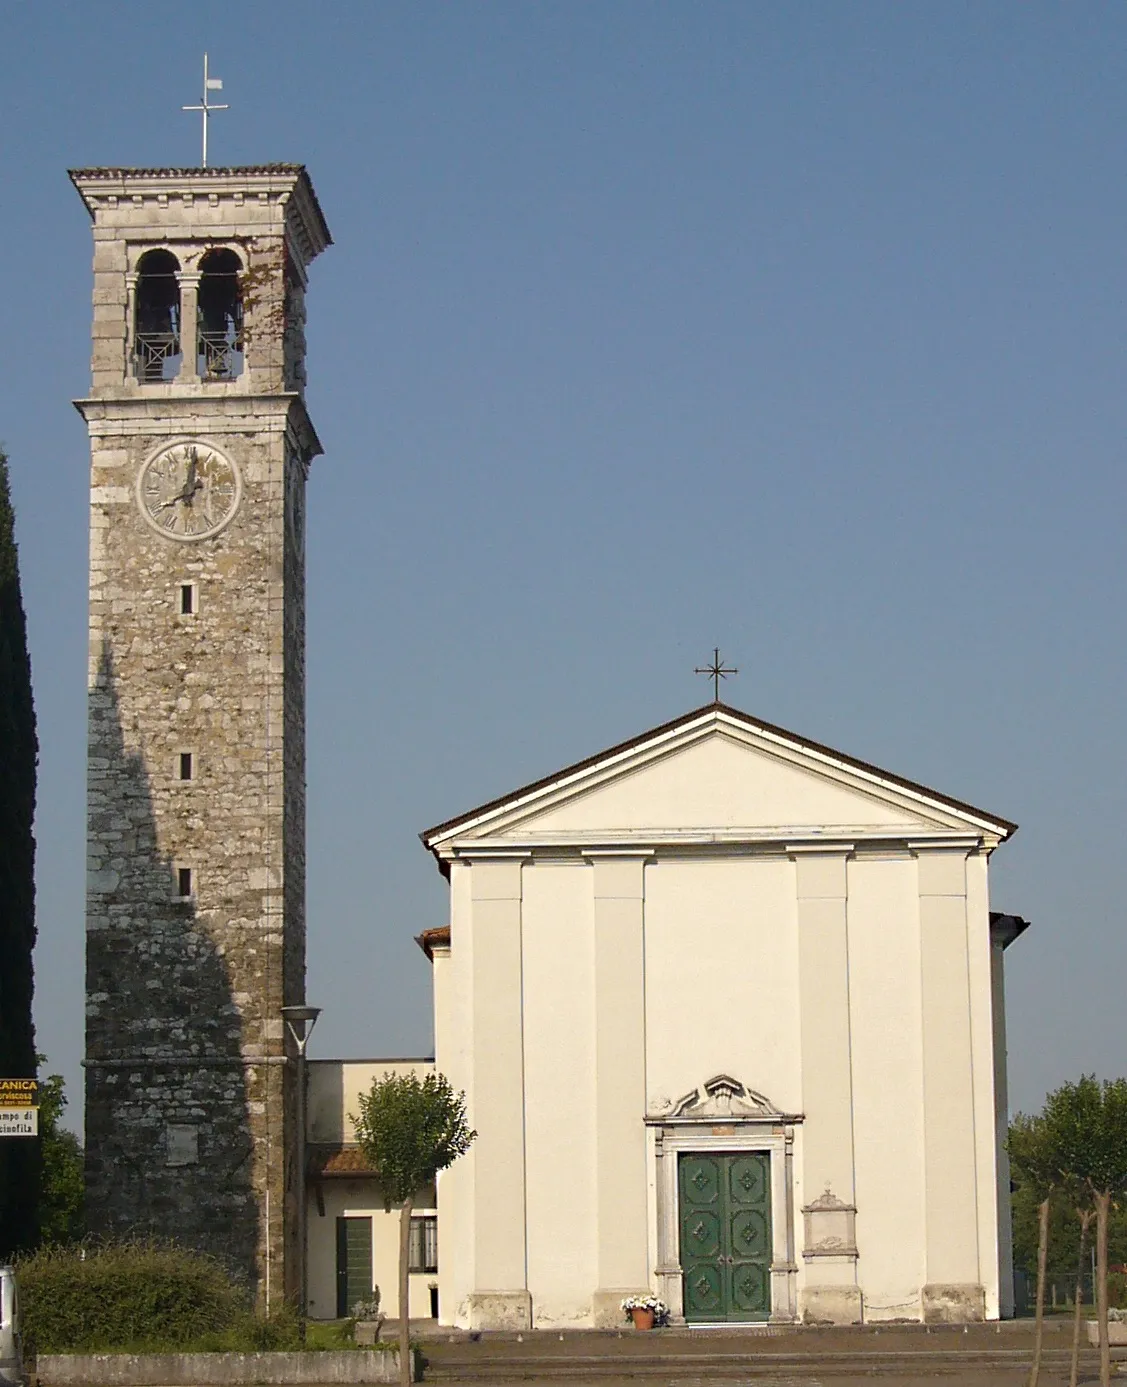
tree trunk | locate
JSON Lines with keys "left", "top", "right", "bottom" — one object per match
{"left": 1069, "top": 1207, "right": 1092, "bottom": 1387}
{"left": 1029, "top": 1195, "right": 1050, "bottom": 1387}
{"left": 1095, "top": 1189, "right": 1111, "bottom": 1387}
{"left": 399, "top": 1195, "right": 414, "bottom": 1387}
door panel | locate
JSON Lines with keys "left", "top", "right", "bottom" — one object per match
{"left": 335, "top": 1216, "right": 373, "bottom": 1319}
{"left": 679, "top": 1151, "right": 772, "bottom": 1322}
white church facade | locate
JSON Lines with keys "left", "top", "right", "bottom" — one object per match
{"left": 306, "top": 700, "right": 1026, "bottom": 1329}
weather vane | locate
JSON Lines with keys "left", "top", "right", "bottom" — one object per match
{"left": 694, "top": 647, "right": 738, "bottom": 702}
{"left": 182, "top": 54, "right": 228, "bottom": 168}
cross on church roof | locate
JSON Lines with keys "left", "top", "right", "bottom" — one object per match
{"left": 694, "top": 647, "right": 738, "bottom": 702}
{"left": 182, "top": 54, "right": 228, "bottom": 168}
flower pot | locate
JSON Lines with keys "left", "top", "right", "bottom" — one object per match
{"left": 630, "top": 1307, "right": 656, "bottom": 1331}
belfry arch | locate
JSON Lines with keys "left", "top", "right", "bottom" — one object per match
{"left": 197, "top": 247, "right": 244, "bottom": 380}
{"left": 133, "top": 248, "right": 181, "bottom": 381}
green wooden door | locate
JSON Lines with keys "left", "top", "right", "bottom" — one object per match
{"left": 679, "top": 1152, "right": 772, "bottom": 1322}
{"left": 336, "top": 1216, "right": 373, "bottom": 1319}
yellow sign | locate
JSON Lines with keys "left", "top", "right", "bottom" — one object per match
{"left": 0, "top": 1079, "right": 39, "bottom": 1108}
{"left": 0, "top": 1109, "right": 38, "bottom": 1137}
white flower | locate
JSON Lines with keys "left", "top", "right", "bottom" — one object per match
{"left": 620, "top": 1293, "right": 668, "bottom": 1318}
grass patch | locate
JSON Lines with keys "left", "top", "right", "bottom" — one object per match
{"left": 303, "top": 1321, "right": 357, "bottom": 1350}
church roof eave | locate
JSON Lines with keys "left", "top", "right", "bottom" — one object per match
{"left": 990, "top": 911, "right": 1032, "bottom": 949}
{"left": 420, "top": 701, "right": 1018, "bottom": 865}
{"left": 415, "top": 925, "right": 451, "bottom": 961}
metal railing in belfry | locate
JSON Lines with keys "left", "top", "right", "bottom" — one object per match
{"left": 198, "top": 331, "right": 243, "bottom": 381}
{"left": 134, "top": 333, "right": 181, "bottom": 382}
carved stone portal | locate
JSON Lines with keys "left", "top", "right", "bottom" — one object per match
{"left": 660, "top": 1074, "right": 786, "bottom": 1122}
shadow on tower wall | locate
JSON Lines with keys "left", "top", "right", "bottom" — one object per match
{"left": 85, "top": 642, "right": 259, "bottom": 1286}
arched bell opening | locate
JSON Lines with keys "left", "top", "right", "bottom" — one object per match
{"left": 197, "top": 248, "right": 244, "bottom": 380}
{"left": 134, "top": 249, "right": 182, "bottom": 382}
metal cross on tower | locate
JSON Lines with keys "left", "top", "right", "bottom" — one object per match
{"left": 182, "top": 54, "right": 228, "bottom": 168}
{"left": 694, "top": 647, "right": 738, "bottom": 702}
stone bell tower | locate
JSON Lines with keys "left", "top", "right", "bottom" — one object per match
{"left": 72, "top": 166, "right": 331, "bottom": 1299}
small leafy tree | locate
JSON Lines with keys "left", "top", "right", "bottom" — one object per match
{"left": 1039, "top": 1077, "right": 1127, "bottom": 1387}
{"left": 1064, "top": 1185, "right": 1094, "bottom": 1387}
{"left": 1008, "top": 1111, "right": 1057, "bottom": 1387}
{"left": 37, "top": 1065, "right": 84, "bottom": 1244}
{"left": 352, "top": 1072, "right": 474, "bottom": 1387}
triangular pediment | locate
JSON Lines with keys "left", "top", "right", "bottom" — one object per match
{"left": 421, "top": 704, "right": 1014, "bottom": 857}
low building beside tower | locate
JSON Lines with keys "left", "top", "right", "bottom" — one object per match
{"left": 303, "top": 1059, "right": 439, "bottom": 1323}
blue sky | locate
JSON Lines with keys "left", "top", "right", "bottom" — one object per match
{"left": 1, "top": 3, "right": 1125, "bottom": 1124}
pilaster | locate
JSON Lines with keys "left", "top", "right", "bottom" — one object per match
{"left": 790, "top": 846, "right": 861, "bottom": 1325}
{"left": 914, "top": 845, "right": 984, "bottom": 1323}
{"left": 588, "top": 853, "right": 650, "bottom": 1327}
{"left": 176, "top": 274, "right": 201, "bottom": 385}
{"left": 467, "top": 857, "right": 531, "bottom": 1330}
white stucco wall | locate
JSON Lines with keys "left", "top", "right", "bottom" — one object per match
{"left": 521, "top": 863, "right": 597, "bottom": 1324}
{"left": 967, "top": 853, "right": 1002, "bottom": 1319}
{"left": 435, "top": 863, "right": 475, "bottom": 1331}
{"left": 423, "top": 713, "right": 1018, "bottom": 1330}
{"left": 846, "top": 854, "right": 926, "bottom": 1319}
{"left": 308, "top": 1058, "right": 434, "bottom": 1146}
{"left": 644, "top": 856, "right": 801, "bottom": 1113}
{"left": 305, "top": 1179, "right": 438, "bottom": 1322}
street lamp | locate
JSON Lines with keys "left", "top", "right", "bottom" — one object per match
{"left": 281, "top": 1004, "right": 321, "bottom": 1322}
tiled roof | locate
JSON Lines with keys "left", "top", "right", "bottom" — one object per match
{"left": 308, "top": 1144, "right": 376, "bottom": 1178}
{"left": 69, "top": 165, "right": 306, "bottom": 178}
{"left": 415, "top": 926, "right": 451, "bottom": 961}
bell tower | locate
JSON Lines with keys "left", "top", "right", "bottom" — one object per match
{"left": 72, "top": 166, "right": 331, "bottom": 1298}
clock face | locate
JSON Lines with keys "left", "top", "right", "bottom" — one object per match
{"left": 137, "top": 440, "right": 241, "bottom": 542}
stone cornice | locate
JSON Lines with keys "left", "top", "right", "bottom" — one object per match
{"left": 75, "top": 393, "right": 323, "bottom": 459}
{"left": 433, "top": 828, "right": 988, "bottom": 864}
{"left": 69, "top": 165, "right": 332, "bottom": 264}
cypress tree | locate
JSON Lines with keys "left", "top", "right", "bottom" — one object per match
{"left": 0, "top": 448, "right": 39, "bottom": 1253}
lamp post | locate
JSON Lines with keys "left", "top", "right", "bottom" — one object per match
{"left": 281, "top": 1004, "right": 321, "bottom": 1322}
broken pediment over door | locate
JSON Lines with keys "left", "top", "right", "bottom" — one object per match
{"left": 649, "top": 1074, "right": 795, "bottom": 1124}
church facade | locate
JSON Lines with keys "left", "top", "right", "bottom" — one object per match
{"left": 419, "top": 702, "right": 1025, "bottom": 1328}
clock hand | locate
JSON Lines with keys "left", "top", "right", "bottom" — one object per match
{"left": 155, "top": 478, "right": 203, "bottom": 510}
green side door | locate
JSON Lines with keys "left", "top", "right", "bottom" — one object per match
{"left": 679, "top": 1152, "right": 772, "bottom": 1322}
{"left": 336, "top": 1215, "right": 373, "bottom": 1319}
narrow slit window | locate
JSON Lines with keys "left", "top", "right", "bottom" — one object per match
{"left": 177, "top": 867, "right": 193, "bottom": 899}
{"left": 178, "top": 752, "right": 194, "bottom": 781}
{"left": 179, "top": 583, "right": 195, "bottom": 615}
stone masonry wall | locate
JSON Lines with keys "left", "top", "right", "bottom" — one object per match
{"left": 76, "top": 168, "right": 328, "bottom": 1301}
